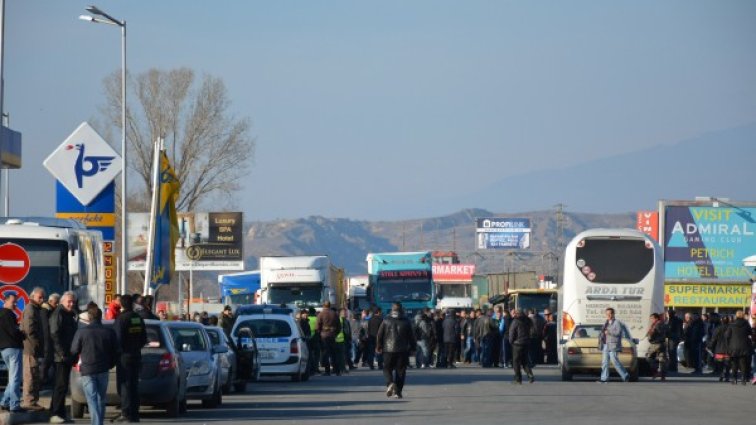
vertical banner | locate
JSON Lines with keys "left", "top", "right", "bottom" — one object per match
{"left": 636, "top": 211, "right": 659, "bottom": 242}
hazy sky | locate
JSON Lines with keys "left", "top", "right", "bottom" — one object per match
{"left": 5, "top": 1, "right": 756, "bottom": 220}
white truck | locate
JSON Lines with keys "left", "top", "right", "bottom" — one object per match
{"left": 259, "top": 256, "right": 335, "bottom": 309}
{"left": 347, "top": 275, "right": 370, "bottom": 312}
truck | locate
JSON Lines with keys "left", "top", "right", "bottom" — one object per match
{"left": 0, "top": 218, "right": 105, "bottom": 315}
{"left": 489, "top": 288, "right": 558, "bottom": 314}
{"left": 218, "top": 270, "right": 261, "bottom": 308}
{"left": 346, "top": 275, "right": 370, "bottom": 312}
{"left": 259, "top": 256, "right": 335, "bottom": 309}
{"left": 433, "top": 263, "right": 475, "bottom": 310}
{"left": 366, "top": 251, "right": 434, "bottom": 318}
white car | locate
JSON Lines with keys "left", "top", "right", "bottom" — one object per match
{"left": 231, "top": 305, "right": 310, "bottom": 382}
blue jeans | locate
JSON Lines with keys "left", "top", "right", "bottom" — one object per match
{"left": 416, "top": 340, "right": 430, "bottom": 367}
{"left": 1, "top": 348, "right": 22, "bottom": 409}
{"left": 464, "top": 336, "right": 474, "bottom": 362}
{"left": 81, "top": 372, "right": 109, "bottom": 425}
{"left": 601, "top": 348, "right": 628, "bottom": 382}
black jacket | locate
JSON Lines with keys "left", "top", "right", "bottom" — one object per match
{"left": 474, "top": 315, "right": 495, "bottom": 341}
{"left": 414, "top": 315, "right": 435, "bottom": 343}
{"left": 683, "top": 318, "right": 704, "bottom": 348}
{"left": 0, "top": 308, "right": 23, "bottom": 349}
{"left": 367, "top": 314, "right": 383, "bottom": 338}
{"left": 509, "top": 316, "right": 532, "bottom": 346}
{"left": 49, "top": 306, "right": 78, "bottom": 363}
{"left": 70, "top": 320, "right": 118, "bottom": 376}
{"left": 708, "top": 324, "right": 729, "bottom": 355}
{"left": 220, "top": 314, "right": 235, "bottom": 337}
{"left": 725, "top": 318, "right": 753, "bottom": 357}
{"left": 114, "top": 310, "right": 147, "bottom": 357}
{"left": 442, "top": 316, "right": 459, "bottom": 344}
{"left": 376, "top": 311, "right": 416, "bottom": 353}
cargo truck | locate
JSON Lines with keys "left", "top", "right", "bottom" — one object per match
{"left": 367, "top": 251, "right": 434, "bottom": 318}
{"left": 259, "top": 256, "right": 335, "bottom": 309}
{"left": 347, "top": 275, "right": 370, "bottom": 312}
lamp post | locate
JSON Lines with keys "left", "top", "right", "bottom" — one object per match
{"left": 80, "top": 6, "right": 128, "bottom": 295}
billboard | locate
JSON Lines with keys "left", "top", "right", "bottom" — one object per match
{"left": 432, "top": 263, "right": 475, "bottom": 282}
{"left": 128, "top": 212, "right": 244, "bottom": 271}
{"left": 475, "top": 218, "right": 531, "bottom": 249}
{"left": 636, "top": 211, "right": 659, "bottom": 242}
{"left": 664, "top": 283, "right": 751, "bottom": 308}
{"left": 663, "top": 205, "right": 755, "bottom": 282}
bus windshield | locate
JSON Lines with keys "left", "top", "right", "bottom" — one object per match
{"left": 0, "top": 239, "right": 67, "bottom": 296}
{"left": 269, "top": 285, "right": 322, "bottom": 307}
{"left": 376, "top": 278, "right": 432, "bottom": 302}
{"left": 576, "top": 239, "right": 653, "bottom": 284}
{"left": 437, "top": 283, "right": 470, "bottom": 298}
{"left": 227, "top": 293, "right": 256, "bottom": 306}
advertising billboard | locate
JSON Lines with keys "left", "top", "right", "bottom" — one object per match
{"left": 664, "top": 283, "right": 751, "bottom": 308}
{"left": 432, "top": 263, "right": 476, "bottom": 282}
{"left": 636, "top": 211, "right": 659, "bottom": 242}
{"left": 128, "top": 212, "right": 244, "bottom": 271}
{"left": 663, "top": 205, "right": 755, "bottom": 282}
{"left": 475, "top": 218, "right": 531, "bottom": 250}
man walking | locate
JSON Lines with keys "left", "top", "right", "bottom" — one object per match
{"left": 725, "top": 310, "right": 753, "bottom": 385}
{"left": 113, "top": 295, "right": 147, "bottom": 423}
{"left": 376, "top": 302, "right": 416, "bottom": 399}
{"left": 0, "top": 294, "right": 26, "bottom": 413}
{"left": 49, "top": 291, "right": 78, "bottom": 424}
{"left": 71, "top": 305, "right": 118, "bottom": 425}
{"left": 509, "top": 309, "right": 534, "bottom": 384}
{"left": 598, "top": 307, "right": 629, "bottom": 383}
{"left": 316, "top": 301, "right": 341, "bottom": 376}
{"left": 21, "top": 287, "right": 46, "bottom": 411}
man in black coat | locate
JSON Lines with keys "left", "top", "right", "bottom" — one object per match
{"left": 113, "top": 295, "right": 147, "bottom": 423}
{"left": 509, "top": 309, "right": 534, "bottom": 384}
{"left": 683, "top": 313, "right": 704, "bottom": 373}
{"left": 367, "top": 307, "right": 383, "bottom": 369}
{"left": 442, "top": 310, "right": 459, "bottom": 368}
{"left": 665, "top": 309, "right": 683, "bottom": 372}
{"left": 220, "top": 306, "right": 235, "bottom": 338}
{"left": 725, "top": 310, "right": 753, "bottom": 385}
{"left": 48, "top": 292, "right": 79, "bottom": 423}
{"left": 376, "top": 302, "right": 416, "bottom": 399}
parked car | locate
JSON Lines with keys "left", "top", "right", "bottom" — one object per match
{"left": 70, "top": 319, "right": 188, "bottom": 418}
{"left": 205, "top": 326, "right": 260, "bottom": 393}
{"left": 231, "top": 306, "right": 309, "bottom": 382}
{"left": 166, "top": 321, "right": 226, "bottom": 408}
{"left": 560, "top": 323, "right": 639, "bottom": 381}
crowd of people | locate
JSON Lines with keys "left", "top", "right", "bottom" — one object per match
{"left": 0, "top": 290, "right": 154, "bottom": 425}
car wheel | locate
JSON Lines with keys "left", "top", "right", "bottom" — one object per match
{"left": 561, "top": 364, "right": 573, "bottom": 381}
{"left": 165, "top": 395, "right": 180, "bottom": 418}
{"left": 234, "top": 381, "right": 247, "bottom": 393}
{"left": 71, "top": 399, "right": 86, "bottom": 419}
{"left": 301, "top": 367, "right": 310, "bottom": 382}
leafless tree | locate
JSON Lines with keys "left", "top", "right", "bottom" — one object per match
{"left": 100, "top": 67, "right": 254, "bottom": 211}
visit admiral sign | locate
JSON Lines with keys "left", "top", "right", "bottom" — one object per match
{"left": 43, "top": 122, "right": 122, "bottom": 206}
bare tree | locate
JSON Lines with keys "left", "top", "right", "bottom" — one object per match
{"left": 100, "top": 67, "right": 254, "bottom": 211}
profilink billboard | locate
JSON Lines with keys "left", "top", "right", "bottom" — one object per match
{"left": 663, "top": 205, "right": 755, "bottom": 282}
{"left": 475, "top": 218, "right": 531, "bottom": 249}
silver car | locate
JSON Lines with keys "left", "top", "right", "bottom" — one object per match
{"left": 165, "top": 321, "right": 227, "bottom": 408}
{"left": 205, "top": 326, "right": 244, "bottom": 393}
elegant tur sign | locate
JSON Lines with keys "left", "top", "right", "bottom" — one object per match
{"left": 44, "top": 122, "right": 122, "bottom": 206}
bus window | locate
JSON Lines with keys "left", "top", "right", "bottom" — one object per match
{"left": 576, "top": 239, "right": 653, "bottom": 284}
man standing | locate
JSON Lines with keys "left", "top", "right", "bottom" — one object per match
{"left": 683, "top": 312, "right": 704, "bottom": 373}
{"left": 71, "top": 305, "right": 118, "bottom": 425}
{"left": 0, "top": 294, "right": 26, "bottom": 413}
{"left": 598, "top": 307, "right": 629, "bottom": 383}
{"left": 316, "top": 301, "right": 341, "bottom": 376}
{"left": 646, "top": 313, "right": 668, "bottom": 381}
{"left": 40, "top": 293, "right": 59, "bottom": 387}
{"left": 474, "top": 308, "right": 495, "bottom": 367}
{"left": 113, "top": 295, "right": 147, "bottom": 423}
{"left": 725, "top": 310, "right": 753, "bottom": 385}
{"left": 414, "top": 311, "right": 434, "bottom": 368}
{"left": 509, "top": 309, "right": 534, "bottom": 384}
{"left": 665, "top": 309, "right": 683, "bottom": 372}
{"left": 376, "top": 302, "right": 416, "bottom": 399}
{"left": 367, "top": 307, "right": 383, "bottom": 370}
{"left": 135, "top": 295, "right": 159, "bottom": 321}
{"left": 220, "top": 306, "right": 235, "bottom": 338}
{"left": 21, "top": 287, "right": 46, "bottom": 411}
{"left": 543, "top": 312, "right": 558, "bottom": 365}
{"left": 49, "top": 292, "right": 78, "bottom": 424}
{"left": 442, "top": 309, "right": 459, "bottom": 368}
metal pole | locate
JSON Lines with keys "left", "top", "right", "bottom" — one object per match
{"left": 0, "top": 0, "right": 5, "bottom": 215}
{"left": 120, "top": 21, "right": 128, "bottom": 296}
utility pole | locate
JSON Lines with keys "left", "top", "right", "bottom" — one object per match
{"left": 419, "top": 222, "right": 424, "bottom": 250}
{"left": 452, "top": 227, "right": 457, "bottom": 252}
{"left": 554, "top": 203, "right": 567, "bottom": 285}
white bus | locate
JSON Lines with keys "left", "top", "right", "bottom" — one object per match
{"left": 559, "top": 228, "right": 664, "bottom": 372}
{"left": 0, "top": 218, "right": 105, "bottom": 315}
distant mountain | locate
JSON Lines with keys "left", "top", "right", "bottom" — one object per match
{"left": 242, "top": 208, "right": 635, "bottom": 275}
{"left": 436, "top": 122, "right": 756, "bottom": 215}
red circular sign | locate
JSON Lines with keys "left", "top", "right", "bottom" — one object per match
{"left": 0, "top": 243, "right": 31, "bottom": 285}
{"left": 0, "top": 285, "right": 29, "bottom": 320}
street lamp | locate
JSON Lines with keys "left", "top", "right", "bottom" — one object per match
{"left": 80, "top": 5, "right": 128, "bottom": 295}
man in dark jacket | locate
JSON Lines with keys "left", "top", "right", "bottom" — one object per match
{"left": 220, "top": 306, "right": 235, "bottom": 338}
{"left": 367, "top": 307, "right": 383, "bottom": 369}
{"left": 474, "top": 309, "right": 496, "bottom": 367}
{"left": 683, "top": 313, "right": 704, "bottom": 373}
{"left": 113, "top": 295, "right": 147, "bottom": 423}
{"left": 509, "top": 309, "right": 534, "bottom": 384}
{"left": 414, "top": 312, "right": 435, "bottom": 368}
{"left": 135, "top": 295, "right": 159, "bottom": 321}
{"left": 0, "top": 294, "right": 26, "bottom": 412}
{"left": 49, "top": 291, "right": 79, "bottom": 423}
{"left": 665, "top": 309, "right": 683, "bottom": 372}
{"left": 71, "top": 305, "right": 118, "bottom": 425}
{"left": 316, "top": 301, "right": 341, "bottom": 376}
{"left": 725, "top": 310, "right": 753, "bottom": 385}
{"left": 21, "top": 287, "right": 45, "bottom": 411}
{"left": 376, "top": 302, "right": 416, "bottom": 399}
{"left": 442, "top": 310, "right": 459, "bottom": 368}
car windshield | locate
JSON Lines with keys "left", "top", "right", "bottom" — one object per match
{"left": 376, "top": 278, "right": 433, "bottom": 301}
{"left": 169, "top": 328, "right": 208, "bottom": 352}
{"left": 269, "top": 286, "right": 322, "bottom": 307}
{"left": 234, "top": 319, "right": 292, "bottom": 338}
{"left": 572, "top": 324, "right": 632, "bottom": 340}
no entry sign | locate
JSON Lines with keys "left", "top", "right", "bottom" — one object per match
{"left": 0, "top": 243, "right": 31, "bottom": 285}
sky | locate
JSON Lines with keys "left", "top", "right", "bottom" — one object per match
{"left": 4, "top": 1, "right": 756, "bottom": 221}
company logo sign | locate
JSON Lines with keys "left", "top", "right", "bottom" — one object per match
{"left": 475, "top": 217, "right": 531, "bottom": 249}
{"left": 44, "top": 122, "right": 122, "bottom": 206}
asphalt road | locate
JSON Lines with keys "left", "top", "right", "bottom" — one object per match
{"left": 97, "top": 365, "right": 754, "bottom": 425}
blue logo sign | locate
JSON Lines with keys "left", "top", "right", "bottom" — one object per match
{"left": 66, "top": 143, "right": 115, "bottom": 189}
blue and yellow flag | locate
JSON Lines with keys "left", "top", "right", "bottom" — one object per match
{"left": 150, "top": 150, "right": 180, "bottom": 289}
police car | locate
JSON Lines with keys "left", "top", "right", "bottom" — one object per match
{"left": 230, "top": 305, "right": 310, "bottom": 382}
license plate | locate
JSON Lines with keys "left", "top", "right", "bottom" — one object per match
{"left": 260, "top": 351, "right": 275, "bottom": 360}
